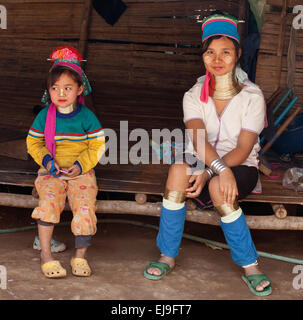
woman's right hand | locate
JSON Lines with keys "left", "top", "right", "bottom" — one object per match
{"left": 218, "top": 168, "right": 238, "bottom": 205}
{"left": 185, "top": 171, "right": 208, "bottom": 198}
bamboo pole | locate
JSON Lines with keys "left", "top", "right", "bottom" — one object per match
{"left": 1, "top": 193, "right": 303, "bottom": 230}
{"left": 266, "top": 88, "right": 282, "bottom": 107}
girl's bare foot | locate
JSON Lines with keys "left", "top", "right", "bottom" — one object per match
{"left": 40, "top": 251, "right": 54, "bottom": 265}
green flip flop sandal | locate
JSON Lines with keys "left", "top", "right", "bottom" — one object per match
{"left": 144, "top": 260, "right": 172, "bottom": 280}
{"left": 241, "top": 274, "right": 272, "bottom": 296}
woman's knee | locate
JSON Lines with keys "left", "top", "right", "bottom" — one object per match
{"left": 166, "top": 163, "right": 191, "bottom": 190}
{"left": 208, "top": 177, "right": 223, "bottom": 205}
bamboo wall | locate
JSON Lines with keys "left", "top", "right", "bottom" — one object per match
{"left": 255, "top": 0, "right": 303, "bottom": 105}
{"left": 0, "top": 0, "right": 245, "bottom": 135}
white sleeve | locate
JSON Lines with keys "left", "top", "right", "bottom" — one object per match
{"left": 241, "top": 91, "right": 266, "bottom": 135}
{"left": 183, "top": 84, "right": 205, "bottom": 124}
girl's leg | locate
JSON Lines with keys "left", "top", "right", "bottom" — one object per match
{"left": 67, "top": 170, "right": 98, "bottom": 261}
{"left": 32, "top": 173, "right": 67, "bottom": 265}
{"left": 146, "top": 163, "right": 190, "bottom": 277}
{"left": 37, "top": 222, "right": 55, "bottom": 264}
{"left": 74, "top": 235, "right": 92, "bottom": 259}
{"left": 208, "top": 167, "right": 270, "bottom": 292}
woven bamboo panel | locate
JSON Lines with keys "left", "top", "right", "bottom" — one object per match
{"left": 255, "top": 8, "right": 303, "bottom": 104}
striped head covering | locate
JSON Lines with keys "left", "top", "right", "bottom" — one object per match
{"left": 201, "top": 13, "right": 240, "bottom": 43}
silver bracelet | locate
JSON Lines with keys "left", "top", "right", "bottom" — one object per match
{"left": 205, "top": 167, "right": 214, "bottom": 180}
{"left": 209, "top": 158, "right": 228, "bottom": 175}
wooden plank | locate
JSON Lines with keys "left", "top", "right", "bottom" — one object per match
{"left": 0, "top": 157, "right": 302, "bottom": 205}
{"left": 267, "top": 0, "right": 302, "bottom": 7}
{"left": 0, "top": 139, "right": 28, "bottom": 160}
{"left": 0, "top": 1, "right": 239, "bottom": 44}
{"left": 1, "top": 0, "right": 82, "bottom": 3}
{"left": 0, "top": 127, "right": 26, "bottom": 143}
{"left": 3, "top": 3, "right": 83, "bottom": 39}
{"left": 0, "top": 38, "right": 201, "bottom": 91}
{"left": 0, "top": 39, "right": 78, "bottom": 78}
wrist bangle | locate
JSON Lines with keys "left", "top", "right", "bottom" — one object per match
{"left": 205, "top": 167, "right": 214, "bottom": 180}
{"left": 210, "top": 158, "right": 228, "bottom": 175}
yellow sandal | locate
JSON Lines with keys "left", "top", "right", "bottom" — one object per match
{"left": 41, "top": 260, "right": 67, "bottom": 278}
{"left": 70, "top": 257, "right": 91, "bottom": 277}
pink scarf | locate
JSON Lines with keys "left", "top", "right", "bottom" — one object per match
{"left": 200, "top": 70, "right": 210, "bottom": 103}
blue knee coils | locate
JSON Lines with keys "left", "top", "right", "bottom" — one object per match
{"left": 220, "top": 212, "right": 258, "bottom": 266}
{"left": 156, "top": 204, "right": 186, "bottom": 258}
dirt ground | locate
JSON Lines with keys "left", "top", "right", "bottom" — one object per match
{"left": 0, "top": 204, "right": 303, "bottom": 302}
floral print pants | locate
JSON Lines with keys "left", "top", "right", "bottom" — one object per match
{"left": 32, "top": 169, "right": 98, "bottom": 236}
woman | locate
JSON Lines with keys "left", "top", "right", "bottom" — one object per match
{"left": 144, "top": 13, "right": 271, "bottom": 296}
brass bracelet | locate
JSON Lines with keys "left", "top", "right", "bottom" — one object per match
{"left": 215, "top": 201, "right": 239, "bottom": 217}
{"left": 163, "top": 188, "right": 186, "bottom": 203}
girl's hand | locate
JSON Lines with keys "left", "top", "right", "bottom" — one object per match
{"left": 63, "top": 164, "right": 81, "bottom": 178}
{"left": 46, "top": 159, "right": 60, "bottom": 177}
{"left": 219, "top": 168, "right": 238, "bottom": 205}
{"left": 185, "top": 171, "right": 208, "bottom": 198}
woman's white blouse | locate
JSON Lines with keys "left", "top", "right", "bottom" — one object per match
{"left": 183, "top": 81, "right": 266, "bottom": 168}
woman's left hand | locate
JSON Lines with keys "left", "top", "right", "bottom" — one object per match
{"left": 62, "top": 164, "right": 81, "bottom": 178}
{"left": 219, "top": 168, "right": 238, "bottom": 205}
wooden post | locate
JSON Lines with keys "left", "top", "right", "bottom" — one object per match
{"left": 274, "top": 0, "right": 288, "bottom": 92}
{"left": 237, "top": 0, "right": 248, "bottom": 43}
{"left": 78, "top": 0, "right": 97, "bottom": 114}
{"left": 78, "top": 0, "right": 93, "bottom": 63}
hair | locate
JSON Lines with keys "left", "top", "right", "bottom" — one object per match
{"left": 201, "top": 35, "right": 241, "bottom": 65}
{"left": 44, "top": 65, "right": 83, "bottom": 104}
{"left": 46, "top": 65, "right": 83, "bottom": 90}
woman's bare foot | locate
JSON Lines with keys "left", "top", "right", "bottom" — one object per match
{"left": 244, "top": 264, "right": 270, "bottom": 292}
{"left": 146, "top": 255, "right": 175, "bottom": 276}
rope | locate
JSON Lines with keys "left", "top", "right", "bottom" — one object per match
{"left": 1, "top": 218, "right": 303, "bottom": 265}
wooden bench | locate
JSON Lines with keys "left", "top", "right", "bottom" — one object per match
{"left": 0, "top": 152, "right": 302, "bottom": 231}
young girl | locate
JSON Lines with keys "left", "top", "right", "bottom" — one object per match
{"left": 26, "top": 46, "right": 105, "bottom": 278}
{"left": 144, "top": 13, "right": 272, "bottom": 296}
